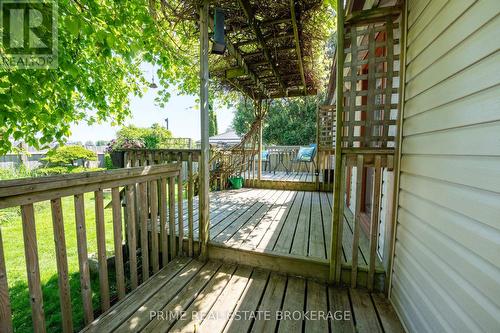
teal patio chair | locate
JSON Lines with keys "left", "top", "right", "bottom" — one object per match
{"left": 261, "top": 150, "right": 270, "bottom": 171}
{"left": 291, "top": 144, "right": 316, "bottom": 174}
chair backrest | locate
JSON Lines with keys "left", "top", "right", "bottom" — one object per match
{"left": 309, "top": 144, "right": 317, "bottom": 157}
{"left": 297, "top": 146, "right": 315, "bottom": 161}
{"left": 261, "top": 150, "right": 269, "bottom": 161}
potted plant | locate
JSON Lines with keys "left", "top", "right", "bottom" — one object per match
{"left": 106, "top": 139, "right": 145, "bottom": 168}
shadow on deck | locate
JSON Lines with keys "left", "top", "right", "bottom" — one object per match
{"left": 83, "top": 257, "right": 404, "bottom": 333}
{"left": 172, "top": 188, "right": 385, "bottom": 287}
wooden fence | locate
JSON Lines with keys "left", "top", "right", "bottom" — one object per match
{"left": 0, "top": 164, "right": 194, "bottom": 332}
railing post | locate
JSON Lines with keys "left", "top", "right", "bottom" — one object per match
{"left": 21, "top": 204, "right": 46, "bottom": 333}
{"left": 199, "top": 0, "right": 210, "bottom": 260}
{"left": 0, "top": 228, "right": 13, "bottom": 333}
{"left": 329, "top": 0, "right": 345, "bottom": 284}
{"left": 258, "top": 109, "right": 263, "bottom": 181}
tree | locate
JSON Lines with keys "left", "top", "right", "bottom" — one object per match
{"left": 233, "top": 96, "right": 318, "bottom": 145}
{"left": 113, "top": 123, "right": 172, "bottom": 149}
{"left": 209, "top": 104, "right": 218, "bottom": 137}
{"left": 0, "top": 0, "right": 199, "bottom": 155}
{"left": 43, "top": 145, "right": 97, "bottom": 166}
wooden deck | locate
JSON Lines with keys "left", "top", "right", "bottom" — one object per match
{"left": 83, "top": 257, "right": 403, "bottom": 333}
{"left": 179, "top": 189, "right": 382, "bottom": 269}
{"left": 254, "top": 171, "right": 318, "bottom": 182}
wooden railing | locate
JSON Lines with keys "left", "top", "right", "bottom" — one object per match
{"left": 332, "top": 151, "right": 394, "bottom": 290}
{"left": 0, "top": 164, "right": 192, "bottom": 332}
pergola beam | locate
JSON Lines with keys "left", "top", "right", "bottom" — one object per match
{"left": 209, "top": 15, "right": 270, "bottom": 98}
{"left": 230, "top": 17, "right": 292, "bottom": 33}
{"left": 243, "top": 46, "right": 295, "bottom": 59}
{"left": 290, "top": 0, "right": 307, "bottom": 94}
{"left": 235, "top": 32, "right": 295, "bottom": 48}
{"left": 237, "top": 0, "right": 287, "bottom": 95}
{"left": 226, "top": 42, "right": 270, "bottom": 98}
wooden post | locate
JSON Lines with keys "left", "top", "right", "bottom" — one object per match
{"left": 199, "top": 0, "right": 210, "bottom": 260}
{"left": 315, "top": 102, "right": 320, "bottom": 190}
{"left": 21, "top": 204, "right": 46, "bottom": 333}
{"left": 0, "top": 228, "right": 13, "bottom": 333}
{"left": 73, "top": 194, "right": 93, "bottom": 324}
{"left": 329, "top": 0, "right": 345, "bottom": 283}
{"left": 125, "top": 186, "right": 138, "bottom": 289}
{"left": 368, "top": 156, "right": 382, "bottom": 291}
{"left": 351, "top": 155, "right": 364, "bottom": 288}
{"left": 188, "top": 153, "right": 194, "bottom": 256}
{"left": 94, "top": 190, "right": 110, "bottom": 311}
{"left": 111, "top": 188, "right": 126, "bottom": 299}
{"left": 258, "top": 101, "right": 263, "bottom": 181}
{"left": 388, "top": 0, "right": 408, "bottom": 297}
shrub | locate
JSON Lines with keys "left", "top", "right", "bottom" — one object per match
{"left": 43, "top": 145, "right": 97, "bottom": 167}
{"left": 0, "top": 165, "right": 38, "bottom": 180}
{"left": 36, "top": 166, "right": 105, "bottom": 175}
{"left": 104, "top": 154, "right": 114, "bottom": 169}
{"left": 107, "top": 123, "right": 173, "bottom": 151}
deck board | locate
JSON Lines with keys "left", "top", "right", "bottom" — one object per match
{"left": 201, "top": 189, "right": 383, "bottom": 270}
{"left": 86, "top": 258, "right": 403, "bottom": 333}
{"left": 247, "top": 171, "right": 319, "bottom": 183}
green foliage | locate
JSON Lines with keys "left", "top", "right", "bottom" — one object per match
{"left": 104, "top": 153, "right": 114, "bottom": 169}
{"left": 209, "top": 103, "right": 218, "bottom": 137}
{"left": 233, "top": 96, "right": 319, "bottom": 145}
{"left": 0, "top": 165, "right": 38, "bottom": 180}
{"left": 36, "top": 166, "right": 104, "bottom": 175}
{"left": 113, "top": 123, "right": 172, "bottom": 150}
{"left": 0, "top": 0, "right": 200, "bottom": 155}
{"left": 43, "top": 145, "right": 97, "bottom": 166}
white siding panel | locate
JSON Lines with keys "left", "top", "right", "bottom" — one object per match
{"left": 400, "top": 173, "right": 500, "bottom": 231}
{"left": 406, "top": 0, "right": 447, "bottom": 48}
{"left": 396, "top": 227, "right": 495, "bottom": 332}
{"left": 392, "top": 1, "right": 500, "bottom": 332}
{"left": 397, "top": 207, "right": 500, "bottom": 308}
{"left": 407, "top": 0, "right": 432, "bottom": 30}
{"left": 406, "top": 1, "right": 475, "bottom": 63}
{"left": 404, "top": 51, "right": 500, "bottom": 117}
{"left": 399, "top": 191, "right": 500, "bottom": 268}
{"left": 402, "top": 121, "right": 500, "bottom": 156}
{"left": 406, "top": 1, "right": 500, "bottom": 82}
{"left": 406, "top": 15, "right": 500, "bottom": 99}
{"left": 403, "top": 85, "right": 500, "bottom": 135}
{"left": 401, "top": 155, "right": 500, "bottom": 193}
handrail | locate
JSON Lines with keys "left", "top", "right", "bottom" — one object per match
{"left": 0, "top": 163, "right": 193, "bottom": 332}
{"left": 0, "top": 164, "right": 180, "bottom": 203}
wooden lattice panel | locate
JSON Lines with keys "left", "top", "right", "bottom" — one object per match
{"left": 341, "top": 16, "right": 400, "bottom": 149}
{"left": 318, "top": 104, "right": 336, "bottom": 151}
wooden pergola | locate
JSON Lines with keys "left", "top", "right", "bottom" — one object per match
{"left": 201, "top": 0, "right": 324, "bottom": 100}
{"left": 195, "top": 0, "right": 329, "bottom": 258}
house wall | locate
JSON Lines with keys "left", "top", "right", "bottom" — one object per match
{"left": 390, "top": 1, "right": 500, "bottom": 332}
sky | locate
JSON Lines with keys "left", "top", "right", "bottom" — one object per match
{"left": 69, "top": 65, "right": 235, "bottom": 143}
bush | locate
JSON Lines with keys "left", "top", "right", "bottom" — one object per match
{"left": 36, "top": 166, "right": 105, "bottom": 175}
{"left": 43, "top": 145, "right": 97, "bottom": 167}
{"left": 107, "top": 123, "right": 172, "bottom": 151}
{"left": 104, "top": 154, "right": 114, "bottom": 169}
{"left": 0, "top": 165, "right": 38, "bottom": 180}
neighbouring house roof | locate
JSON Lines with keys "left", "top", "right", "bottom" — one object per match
{"left": 208, "top": 129, "right": 242, "bottom": 146}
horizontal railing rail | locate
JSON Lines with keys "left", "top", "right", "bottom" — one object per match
{"left": 0, "top": 163, "right": 193, "bottom": 332}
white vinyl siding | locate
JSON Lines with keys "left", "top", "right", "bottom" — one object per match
{"left": 391, "top": 1, "right": 500, "bottom": 332}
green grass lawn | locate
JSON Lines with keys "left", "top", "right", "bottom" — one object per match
{"left": 1, "top": 192, "right": 118, "bottom": 332}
